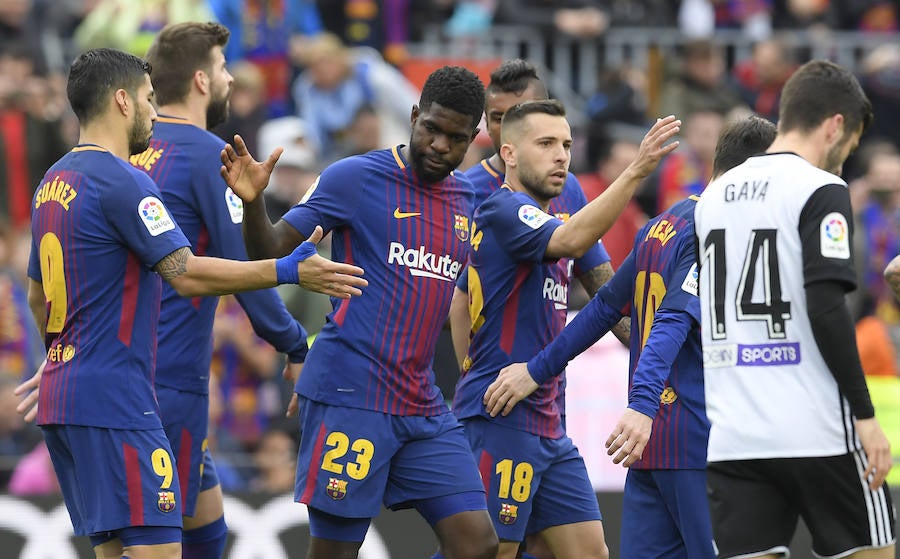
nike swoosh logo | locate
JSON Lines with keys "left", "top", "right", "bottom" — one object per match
{"left": 393, "top": 208, "right": 421, "bottom": 219}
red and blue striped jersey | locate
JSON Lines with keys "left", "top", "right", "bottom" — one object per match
{"left": 132, "top": 117, "right": 307, "bottom": 394}
{"left": 601, "top": 196, "right": 707, "bottom": 469}
{"left": 453, "top": 187, "right": 568, "bottom": 438}
{"left": 27, "top": 146, "right": 190, "bottom": 429}
{"left": 462, "top": 159, "right": 611, "bottom": 421}
{"left": 282, "top": 146, "right": 473, "bottom": 416}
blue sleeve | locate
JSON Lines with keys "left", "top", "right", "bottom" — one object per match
{"left": 573, "top": 240, "right": 611, "bottom": 277}
{"left": 192, "top": 159, "right": 309, "bottom": 363}
{"left": 628, "top": 308, "right": 695, "bottom": 419}
{"left": 456, "top": 265, "right": 469, "bottom": 292}
{"left": 27, "top": 236, "right": 39, "bottom": 282}
{"left": 658, "top": 229, "right": 701, "bottom": 323}
{"left": 104, "top": 170, "right": 190, "bottom": 268}
{"left": 281, "top": 158, "right": 365, "bottom": 237}
{"left": 527, "top": 288, "right": 625, "bottom": 385}
{"left": 488, "top": 196, "right": 563, "bottom": 262}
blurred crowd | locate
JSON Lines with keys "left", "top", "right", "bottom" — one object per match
{"left": 3, "top": 0, "right": 900, "bottom": 494}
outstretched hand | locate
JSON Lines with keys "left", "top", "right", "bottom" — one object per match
{"left": 297, "top": 225, "right": 368, "bottom": 298}
{"left": 483, "top": 362, "right": 539, "bottom": 417}
{"left": 15, "top": 360, "right": 45, "bottom": 423}
{"left": 628, "top": 115, "right": 681, "bottom": 179}
{"left": 220, "top": 134, "right": 282, "bottom": 203}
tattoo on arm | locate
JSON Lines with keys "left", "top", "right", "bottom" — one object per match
{"left": 578, "top": 262, "right": 615, "bottom": 298}
{"left": 155, "top": 247, "right": 190, "bottom": 281}
{"left": 611, "top": 316, "right": 631, "bottom": 346}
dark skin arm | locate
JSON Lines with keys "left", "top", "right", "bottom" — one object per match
{"left": 578, "top": 262, "right": 631, "bottom": 346}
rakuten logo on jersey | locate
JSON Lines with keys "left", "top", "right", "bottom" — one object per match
{"left": 543, "top": 277, "right": 567, "bottom": 310}
{"left": 387, "top": 242, "right": 461, "bottom": 282}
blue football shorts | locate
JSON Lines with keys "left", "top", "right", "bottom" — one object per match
{"left": 462, "top": 416, "right": 601, "bottom": 542}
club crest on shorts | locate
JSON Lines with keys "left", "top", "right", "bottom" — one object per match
{"left": 660, "top": 387, "right": 678, "bottom": 405}
{"left": 326, "top": 477, "right": 348, "bottom": 500}
{"left": 157, "top": 491, "right": 176, "bottom": 513}
{"left": 498, "top": 503, "right": 518, "bottom": 525}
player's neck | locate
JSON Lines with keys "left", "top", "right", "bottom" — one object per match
{"left": 488, "top": 152, "right": 506, "bottom": 174}
{"left": 157, "top": 101, "right": 206, "bottom": 129}
{"left": 767, "top": 130, "right": 828, "bottom": 171}
{"left": 504, "top": 179, "right": 551, "bottom": 212}
{"left": 78, "top": 123, "right": 130, "bottom": 161}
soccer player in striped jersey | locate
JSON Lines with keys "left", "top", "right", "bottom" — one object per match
{"left": 219, "top": 66, "right": 500, "bottom": 559}
{"left": 452, "top": 99, "right": 679, "bottom": 559}
{"left": 696, "top": 60, "right": 894, "bottom": 559}
{"left": 18, "top": 48, "right": 365, "bottom": 559}
{"left": 132, "top": 22, "right": 313, "bottom": 559}
{"left": 487, "top": 114, "right": 777, "bottom": 558}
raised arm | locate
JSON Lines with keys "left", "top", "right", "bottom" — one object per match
{"left": 544, "top": 116, "right": 680, "bottom": 260}
{"left": 220, "top": 134, "right": 309, "bottom": 259}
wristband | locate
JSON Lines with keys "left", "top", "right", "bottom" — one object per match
{"left": 275, "top": 240, "right": 318, "bottom": 284}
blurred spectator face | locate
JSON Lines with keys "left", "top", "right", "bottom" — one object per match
{"left": 754, "top": 40, "right": 790, "bottom": 86}
{"left": 304, "top": 34, "right": 351, "bottom": 90}
{"left": 684, "top": 111, "right": 725, "bottom": 163}
{"left": 867, "top": 153, "right": 900, "bottom": 204}
{"left": 684, "top": 43, "right": 725, "bottom": 88}
{"left": 228, "top": 62, "right": 265, "bottom": 118}
{"left": 0, "top": 0, "right": 31, "bottom": 26}
{"left": 598, "top": 140, "right": 640, "bottom": 182}
{"left": 343, "top": 107, "right": 381, "bottom": 155}
{"left": 486, "top": 82, "right": 544, "bottom": 152}
{"left": 270, "top": 147, "right": 318, "bottom": 203}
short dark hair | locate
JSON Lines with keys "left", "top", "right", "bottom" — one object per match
{"left": 712, "top": 115, "right": 777, "bottom": 178}
{"left": 67, "top": 48, "right": 151, "bottom": 123}
{"left": 144, "top": 22, "right": 230, "bottom": 105}
{"left": 419, "top": 66, "right": 485, "bottom": 131}
{"left": 501, "top": 98, "right": 566, "bottom": 132}
{"left": 778, "top": 60, "right": 873, "bottom": 136}
{"left": 486, "top": 59, "right": 548, "bottom": 98}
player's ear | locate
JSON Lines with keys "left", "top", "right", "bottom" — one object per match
{"left": 500, "top": 143, "right": 516, "bottom": 168}
{"left": 114, "top": 89, "right": 129, "bottom": 116}
{"left": 194, "top": 70, "right": 209, "bottom": 95}
{"left": 410, "top": 105, "right": 420, "bottom": 127}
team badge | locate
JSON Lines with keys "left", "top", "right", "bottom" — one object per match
{"left": 820, "top": 212, "right": 850, "bottom": 259}
{"left": 498, "top": 503, "right": 518, "bottom": 525}
{"left": 157, "top": 491, "right": 176, "bottom": 513}
{"left": 224, "top": 188, "right": 244, "bottom": 224}
{"left": 660, "top": 387, "right": 678, "bottom": 405}
{"left": 138, "top": 196, "right": 175, "bottom": 236}
{"left": 326, "top": 477, "right": 348, "bottom": 500}
{"left": 454, "top": 214, "right": 469, "bottom": 241}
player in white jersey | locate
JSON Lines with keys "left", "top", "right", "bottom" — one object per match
{"left": 695, "top": 60, "right": 895, "bottom": 559}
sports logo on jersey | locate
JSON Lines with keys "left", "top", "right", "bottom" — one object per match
{"left": 543, "top": 277, "right": 568, "bottom": 310}
{"left": 326, "top": 477, "right": 347, "bottom": 500}
{"left": 454, "top": 214, "right": 470, "bottom": 241}
{"left": 157, "top": 491, "right": 176, "bottom": 513}
{"left": 703, "top": 342, "right": 801, "bottom": 368}
{"left": 387, "top": 242, "right": 462, "bottom": 281}
{"left": 498, "top": 503, "right": 518, "bottom": 525}
{"left": 681, "top": 263, "right": 698, "bottom": 295}
{"left": 224, "top": 188, "right": 243, "bottom": 224}
{"left": 47, "top": 343, "right": 75, "bottom": 363}
{"left": 518, "top": 205, "right": 553, "bottom": 230}
{"left": 138, "top": 196, "right": 176, "bottom": 236}
{"left": 820, "top": 212, "right": 850, "bottom": 259}
{"left": 660, "top": 387, "right": 678, "bottom": 405}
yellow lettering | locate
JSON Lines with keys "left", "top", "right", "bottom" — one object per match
{"left": 34, "top": 177, "right": 77, "bottom": 211}
{"left": 130, "top": 147, "right": 164, "bottom": 171}
{"left": 63, "top": 186, "right": 77, "bottom": 210}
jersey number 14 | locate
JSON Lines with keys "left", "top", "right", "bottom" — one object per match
{"left": 700, "top": 228, "right": 792, "bottom": 340}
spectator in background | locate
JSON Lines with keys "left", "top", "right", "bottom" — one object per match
{"left": 0, "top": 42, "right": 69, "bottom": 229}
{"left": 494, "top": 0, "right": 609, "bottom": 39}
{"left": 250, "top": 421, "right": 299, "bottom": 494}
{"left": 859, "top": 44, "right": 900, "bottom": 149}
{"left": 0, "top": 221, "right": 43, "bottom": 381}
{"left": 579, "top": 124, "right": 648, "bottom": 268}
{"left": 0, "top": 0, "right": 49, "bottom": 75}
{"left": 315, "top": 0, "right": 412, "bottom": 66}
{"left": 0, "top": 378, "right": 40, "bottom": 489}
{"left": 658, "top": 39, "right": 746, "bottom": 119}
{"left": 291, "top": 32, "right": 419, "bottom": 160}
{"left": 212, "top": 61, "right": 268, "bottom": 157}
{"left": 210, "top": 0, "right": 322, "bottom": 117}
{"left": 733, "top": 36, "right": 797, "bottom": 122}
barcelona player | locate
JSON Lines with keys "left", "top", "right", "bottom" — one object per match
{"left": 18, "top": 48, "right": 365, "bottom": 559}
{"left": 488, "top": 115, "right": 777, "bottom": 558}
{"left": 452, "top": 99, "right": 679, "bottom": 559}
{"left": 134, "top": 22, "right": 312, "bottom": 559}
{"left": 219, "top": 66, "right": 499, "bottom": 559}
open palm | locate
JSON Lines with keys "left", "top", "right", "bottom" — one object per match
{"left": 220, "top": 134, "right": 283, "bottom": 203}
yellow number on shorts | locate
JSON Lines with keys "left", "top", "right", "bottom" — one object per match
{"left": 320, "top": 431, "right": 375, "bottom": 480}
{"left": 151, "top": 448, "right": 174, "bottom": 489}
{"left": 633, "top": 271, "right": 667, "bottom": 349}
{"left": 495, "top": 459, "right": 534, "bottom": 502}
{"left": 39, "top": 232, "right": 68, "bottom": 334}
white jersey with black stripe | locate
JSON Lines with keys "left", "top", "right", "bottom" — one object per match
{"left": 695, "top": 152, "right": 859, "bottom": 461}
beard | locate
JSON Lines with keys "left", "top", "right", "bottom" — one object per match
{"left": 128, "top": 108, "right": 152, "bottom": 155}
{"left": 518, "top": 165, "right": 563, "bottom": 203}
{"left": 409, "top": 141, "right": 451, "bottom": 184}
{"left": 206, "top": 94, "right": 230, "bottom": 130}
